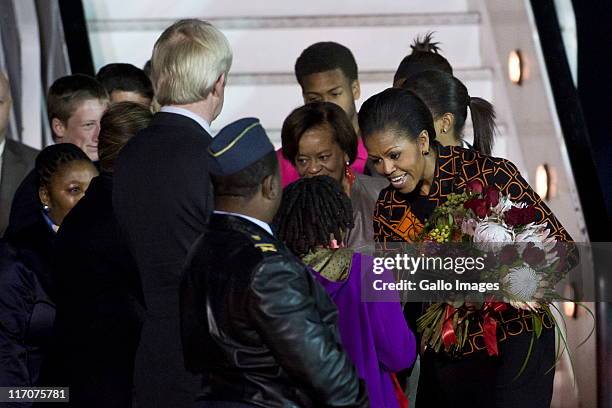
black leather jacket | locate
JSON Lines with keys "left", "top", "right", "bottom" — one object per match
{"left": 180, "top": 214, "right": 368, "bottom": 407}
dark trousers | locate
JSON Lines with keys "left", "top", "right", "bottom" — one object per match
{"left": 416, "top": 326, "right": 555, "bottom": 408}
{"left": 495, "top": 325, "right": 555, "bottom": 407}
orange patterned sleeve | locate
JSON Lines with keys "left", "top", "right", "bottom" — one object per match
{"left": 492, "top": 159, "right": 573, "bottom": 242}
{"left": 373, "top": 187, "right": 425, "bottom": 246}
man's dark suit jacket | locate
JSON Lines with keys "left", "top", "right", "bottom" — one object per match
{"left": 0, "top": 139, "right": 38, "bottom": 236}
{"left": 112, "top": 112, "right": 213, "bottom": 408}
{"left": 54, "top": 173, "right": 145, "bottom": 408}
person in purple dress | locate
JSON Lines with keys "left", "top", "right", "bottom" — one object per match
{"left": 275, "top": 175, "right": 417, "bottom": 408}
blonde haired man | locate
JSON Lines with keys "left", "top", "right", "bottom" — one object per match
{"left": 113, "top": 19, "right": 232, "bottom": 408}
{"left": 151, "top": 19, "right": 231, "bottom": 109}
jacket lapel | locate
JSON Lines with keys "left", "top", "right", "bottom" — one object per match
{"left": 1, "top": 141, "right": 31, "bottom": 232}
{"left": 1, "top": 141, "right": 29, "bottom": 207}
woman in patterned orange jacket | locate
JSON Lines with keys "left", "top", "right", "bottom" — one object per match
{"left": 358, "top": 87, "right": 572, "bottom": 408}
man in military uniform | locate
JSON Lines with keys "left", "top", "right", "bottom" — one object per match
{"left": 180, "top": 117, "right": 368, "bottom": 407}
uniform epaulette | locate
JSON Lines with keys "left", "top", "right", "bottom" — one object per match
{"left": 248, "top": 233, "right": 279, "bottom": 254}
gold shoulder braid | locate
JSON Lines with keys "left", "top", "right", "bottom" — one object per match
{"left": 301, "top": 248, "right": 354, "bottom": 282}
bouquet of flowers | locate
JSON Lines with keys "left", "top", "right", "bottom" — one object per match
{"left": 416, "top": 179, "right": 571, "bottom": 357}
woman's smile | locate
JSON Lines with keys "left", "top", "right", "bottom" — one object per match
{"left": 389, "top": 173, "right": 408, "bottom": 189}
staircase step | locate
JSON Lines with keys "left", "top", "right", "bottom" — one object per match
{"left": 87, "top": 13, "right": 481, "bottom": 73}
{"left": 213, "top": 71, "right": 493, "bottom": 135}
{"left": 229, "top": 67, "right": 491, "bottom": 85}
{"left": 88, "top": 13, "right": 479, "bottom": 31}
{"left": 84, "top": 0, "right": 471, "bottom": 20}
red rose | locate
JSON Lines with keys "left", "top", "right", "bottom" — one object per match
{"left": 523, "top": 205, "right": 537, "bottom": 223}
{"left": 523, "top": 243, "right": 545, "bottom": 267}
{"left": 553, "top": 242, "right": 569, "bottom": 273}
{"left": 464, "top": 198, "right": 477, "bottom": 211}
{"left": 466, "top": 179, "right": 484, "bottom": 194}
{"left": 484, "top": 185, "right": 500, "bottom": 207}
{"left": 504, "top": 207, "right": 520, "bottom": 226}
{"left": 505, "top": 207, "right": 525, "bottom": 226}
{"left": 505, "top": 205, "right": 537, "bottom": 226}
{"left": 499, "top": 245, "right": 519, "bottom": 265}
{"left": 475, "top": 200, "right": 490, "bottom": 218}
{"left": 464, "top": 198, "right": 490, "bottom": 218}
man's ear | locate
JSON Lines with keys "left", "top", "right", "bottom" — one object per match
{"left": 351, "top": 79, "right": 361, "bottom": 101}
{"left": 52, "top": 118, "right": 66, "bottom": 141}
{"left": 261, "top": 174, "right": 280, "bottom": 201}
{"left": 212, "top": 72, "right": 226, "bottom": 97}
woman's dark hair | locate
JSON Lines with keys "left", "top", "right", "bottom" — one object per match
{"left": 35, "top": 143, "right": 92, "bottom": 189}
{"left": 402, "top": 70, "right": 496, "bottom": 155}
{"left": 281, "top": 102, "right": 358, "bottom": 165}
{"left": 358, "top": 88, "right": 436, "bottom": 144}
{"left": 275, "top": 176, "right": 353, "bottom": 256}
{"left": 393, "top": 32, "right": 453, "bottom": 87}
{"left": 99, "top": 102, "right": 153, "bottom": 172}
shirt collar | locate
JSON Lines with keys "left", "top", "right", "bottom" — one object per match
{"left": 461, "top": 139, "right": 473, "bottom": 149}
{"left": 41, "top": 211, "right": 59, "bottom": 233}
{"left": 0, "top": 138, "right": 6, "bottom": 157}
{"left": 213, "top": 210, "right": 273, "bottom": 236}
{"left": 159, "top": 106, "right": 214, "bottom": 136}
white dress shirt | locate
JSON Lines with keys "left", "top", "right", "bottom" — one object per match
{"left": 213, "top": 210, "right": 273, "bottom": 236}
{"left": 159, "top": 106, "right": 214, "bottom": 136}
{"left": 0, "top": 138, "right": 6, "bottom": 186}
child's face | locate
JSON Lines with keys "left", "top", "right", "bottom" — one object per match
{"left": 54, "top": 98, "right": 109, "bottom": 161}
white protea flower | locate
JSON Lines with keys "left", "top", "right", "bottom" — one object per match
{"left": 515, "top": 223, "right": 551, "bottom": 244}
{"left": 503, "top": 264, "right": 541, "bottom": 301}
{"left": 515, "top": 223, "right": 558, "bottom": 265}
{"left": 473, "top": 219, "right": 514, "bottom": 252}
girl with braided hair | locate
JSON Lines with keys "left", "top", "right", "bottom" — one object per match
{"left": 275, "top": 175, "right": 354, "bottom": 258}
{"left": 276, "top": 175, "right": 416, "bottom": 408}
{"left": 1, "top": 143, "right": 97, "bottom": 388}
